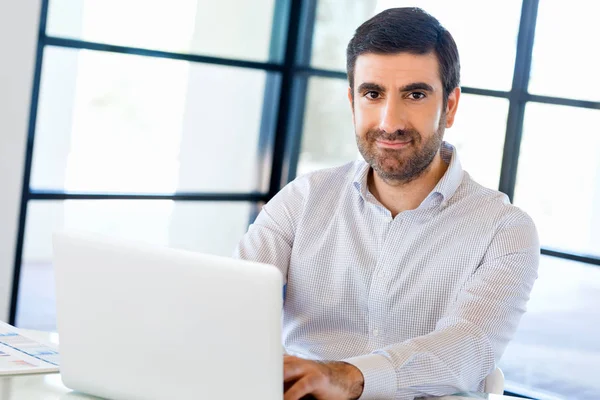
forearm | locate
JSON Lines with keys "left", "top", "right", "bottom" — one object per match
{"left": 344, "top": 321, "right": 494, "bottom": 399}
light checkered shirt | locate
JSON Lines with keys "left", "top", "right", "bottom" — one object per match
{"left": 234, "top": 142, "right": 539, "bottom": 400}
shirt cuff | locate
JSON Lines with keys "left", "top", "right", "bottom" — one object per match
{"left": 343, "top": 353, "right": 397, "bottom": 400}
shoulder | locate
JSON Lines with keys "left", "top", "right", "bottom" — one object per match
{"left": 277, "top": 160, "right": 360, "bottom": 201}
{"left": 263, "top": 160, "right": 359, "bottom": 215}
{"left": 457, "top": 172, "right": 538, "bottom": 239}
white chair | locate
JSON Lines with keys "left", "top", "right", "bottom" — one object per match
{"left": 484, "top": 367, "right": 505, "bottom": 395}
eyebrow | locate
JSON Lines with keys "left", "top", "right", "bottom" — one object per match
{"left": 400, "top": 82, "right": 435, "bottom": 93}
{"left": 356, "top": 82, "right": 385, "bottom": 94}
{"left": 356, "top": 82, "right": 435, "bottom": 94}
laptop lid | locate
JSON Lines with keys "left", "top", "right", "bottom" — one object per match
{"left": 53, "top": 231, "right": 283, "bottom": 400}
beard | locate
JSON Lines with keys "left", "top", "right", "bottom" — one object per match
{"left": 355, "top": 114, "right": 446, "bottom": 184}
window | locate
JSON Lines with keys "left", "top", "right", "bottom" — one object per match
{"left": 449, "top": 94, "right": 508, "bottom": 190}
{"left": 32, "top": 47, "right": 270, "bottom": 193}
{"left": 13, "top": 0, "right": 283, "bottom": 332}
{"left": 46, "top": 0, "right": 278, "bottom": 62}
{"left": 528, "top": 0, "right": 600, "bottom": 102}
{"left": 514, "top": 103, "right": 600, "bottom": 257}
{"left": 298, "top": 77, "right": 357, "bottom": 176}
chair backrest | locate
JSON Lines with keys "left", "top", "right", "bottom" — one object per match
{"left": 484, "top": 367, "right": 505, "bottom": 395}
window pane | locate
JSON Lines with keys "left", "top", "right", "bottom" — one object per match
{"left": 46, "top": 0, "right": 278, "bottom": 62}
{"left": 297, "top": 80, "right": 508, "bottom": 191}
{"left": 529, "top": 1, "right": 600, "bottom": 102}
{"left": 16, "top": 200, "right": 253, "bottom": 330}
{"left": 311, "top": 0, "right": 522, "bottom": 90}
{"left": 31, "top": 46, "right": 272, "bottom": 193}
{"left": 297, "top": 77, "right": 358, "bottom": 176}
{"left": 514, "top": 103, "right": 600, "bottom": 257}
{"left": 449, "top": 94, "right": 508, "bottom": 190}
{"left": 311, "top": 1, "right": 377, "bottom": 71}
{"left": 499, "top": 256, "right": 600, "bottom": 400}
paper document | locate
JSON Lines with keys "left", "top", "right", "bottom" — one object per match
{"left": 0, "top": 322, "right": 59, "bottom": 375}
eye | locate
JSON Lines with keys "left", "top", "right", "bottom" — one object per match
{"left": 408, "top": 92, "right": 426, "bottom": 100}
{"left": 364, "top": 91, "right": 381, "bottom": 100}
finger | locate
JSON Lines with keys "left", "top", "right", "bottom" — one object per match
{"left": 284, "top": 376, "right": 315, "bottom": 400}
{"left": 284, "top": 359, "right": 309, "bottom": 382}
{"left": 284, "top": 355, "right": 310, "bottom": 365}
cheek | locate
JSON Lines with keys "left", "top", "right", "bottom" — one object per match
{"left": 353, "top": 107, "right": 379, "bottom": 133}
{"left": 415, "top": 106, "right": 443, "bottom": 134}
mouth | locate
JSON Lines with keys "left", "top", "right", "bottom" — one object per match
{"left": 376, "top": 139, "right": 412, "bottom": 149}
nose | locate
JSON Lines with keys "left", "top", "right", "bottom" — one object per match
{"left": 378, "top": 97, "right": 408, "bottom": 134}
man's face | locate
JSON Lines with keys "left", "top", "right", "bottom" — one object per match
{"left": 349, "top": 52, "right": 459, "bottom": 183}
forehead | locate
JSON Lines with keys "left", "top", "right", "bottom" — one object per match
{"left": 354, "top": 52, "right": 442, "bottom": 90}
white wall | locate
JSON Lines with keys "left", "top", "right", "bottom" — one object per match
{"left": 0, "top": 0, "right": 41, "bottom": 322}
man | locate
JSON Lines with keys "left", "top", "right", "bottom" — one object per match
{"left": 235, "top": 7, "right": 539, "bottom": 400}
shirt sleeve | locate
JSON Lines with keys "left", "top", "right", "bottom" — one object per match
{"left": 233, "top": 178, "right": 307, "bottom": 285}
{"left": 343, "top": 211, "right": 540, "bottom": 400}
{"left": 234, "top": 181, "right": 307, "bottom": 357}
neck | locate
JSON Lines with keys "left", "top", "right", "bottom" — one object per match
{"left": 368, "top": 152, "right": 448, "bottom": 218}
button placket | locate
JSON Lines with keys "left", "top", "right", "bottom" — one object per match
{"left": 367, "top": 214, "right": 410, "bottom": 348}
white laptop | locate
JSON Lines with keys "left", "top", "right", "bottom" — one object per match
{"left": 52, "top": 231, "right": 283, "bottom": 400}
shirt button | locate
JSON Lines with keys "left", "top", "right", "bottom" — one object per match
{"left": 378, "top": 271, "right": 385, "bottom": 278}
{"left": 373, "top": 329, "right": 379, "bottom": 337}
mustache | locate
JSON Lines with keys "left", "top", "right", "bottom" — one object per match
{"left": 366, "top": 128, "right": 420, "bottom": 142}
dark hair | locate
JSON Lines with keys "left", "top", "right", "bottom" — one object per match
{"left": 346, "top": 7, "right": 460, "bottom": 102}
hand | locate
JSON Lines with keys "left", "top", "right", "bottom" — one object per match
{"left": 283, "top": 355, "right": 364, "bottom": 400}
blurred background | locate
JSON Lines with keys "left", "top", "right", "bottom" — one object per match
{"left": 0, "top": 1, "right": 598, "bottom": 399}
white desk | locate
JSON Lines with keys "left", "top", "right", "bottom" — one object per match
{"left": 0, "top": 329, "right": 523, "bottom": 400}
{"left": 0, "top": 329, "right": 94, "bottom": 399}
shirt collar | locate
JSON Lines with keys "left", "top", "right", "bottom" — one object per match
{"left": 352, "top": 159, "right": 371, "bottom": 200}
{"left": 352, "top": 141, "right": 464, "bottom": 208}
{"left": 431, "top": 141, "right": 464, "bottom": 207}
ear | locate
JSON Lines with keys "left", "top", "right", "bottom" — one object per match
{"left": 347, "top": 86, "right": 355, "bottom": 123}
{"left": 444, "top": 86, "right": 461, "bottom": 128}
